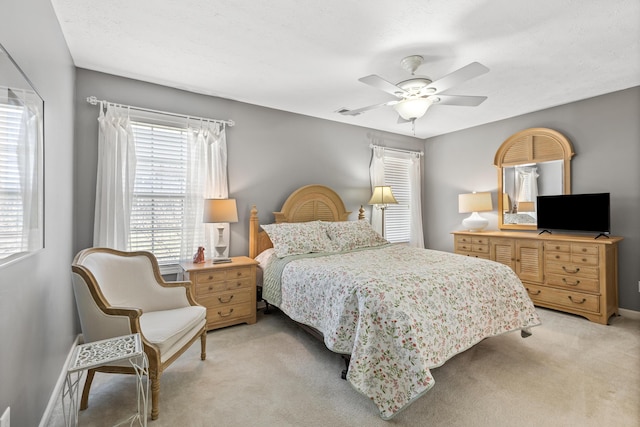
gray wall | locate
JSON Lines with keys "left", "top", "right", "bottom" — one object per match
{"left": 73, "top": 69, "right": 425, "bottom": 258}
{"left": 0, "top": 1, "right": 76, "bottom": 426}
{"left": 424, "top": 86, "right": 640, "bottom": 312}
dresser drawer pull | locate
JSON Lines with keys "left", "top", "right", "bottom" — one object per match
{"left": 208, "top": 286, "right": 213, "bottom": 291}
{"left": 554, "top": 255, "right": 561, "bottom": 259}
{"left": 235, "top": 282, "right": 242, "bottom": 287}
{"left": 562, "top": 278, "right": 581, "bottom": 286}
{"left": 208, "top": 275, "right": 214, "bottom": 280}
{"left": 568, "top": 296, "right": 586, "bottom": 304}
{"left": 236, "top": 271, "right": 243, "bottom": 277}
{"left": 218, "top": 308, "right": 234, "bottom": 317}
{"left": 526, "top": 288, "right": 541, "bottom": 296}
{"left": 218, "top": 295, "right": 234, "bottom": 303}
{"left": 562, "top": 266, "right": 580, "bottom": 274}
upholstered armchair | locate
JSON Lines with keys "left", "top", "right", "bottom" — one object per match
{"left": 71, "top": 247, "right": 207, "bottom": 420}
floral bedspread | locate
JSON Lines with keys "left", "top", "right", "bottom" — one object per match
{"left": 262, "top": 244, "right": 541, "bottom": 419}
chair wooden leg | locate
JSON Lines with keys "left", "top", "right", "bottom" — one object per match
{"left": 151, "top": 375, "right": 160, "bottom": 420}
{"left": 200, "top": 331, "right": 207, "bottom": 360}
{"left": 79, "top": 368, "right": 96, "bottom": 410}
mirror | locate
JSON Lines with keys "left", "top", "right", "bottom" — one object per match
{"left": 0, "top": 43, "right": 44, "bottom": 266}
{"left": 495, "top": 128, "right": 574, "bottom": 230}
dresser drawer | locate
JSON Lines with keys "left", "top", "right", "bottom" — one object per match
{"left": 545, "top": 252, "right": 570, "bottom": 263}
{"left": 571, "top": 254, "right": 598, "bottom": 266}
{"left": 196, "top": 277, "right": 253, "bottom": 296}
{"left": 571, "top": 243, "right": 598, "bottom": 256}
{"left": 525, "top": 284, "right": 599, "bottom": 313}
{"left": 544, "top": 242, "right": 571, "bottom": 253}
{"left": 546, "top": 273, "right": 599, "bottom": 293}
{"left": 545, "top": 262, "right": 599, "bottom": 278}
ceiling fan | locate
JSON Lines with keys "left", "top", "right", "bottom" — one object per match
{"left": 337, "top": 55, "right": 489, "bottom": 123}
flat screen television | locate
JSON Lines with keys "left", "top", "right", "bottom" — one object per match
{"left": 536, "top": 193, "right": 610, "bottom": 235}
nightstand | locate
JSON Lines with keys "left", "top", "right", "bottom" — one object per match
{"left": 179, "top": 256, "right": 258, "bottom": 331}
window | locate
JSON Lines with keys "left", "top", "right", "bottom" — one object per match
{"left": 382, "top": 155, "right": 412, "bottom": 243}
{"left": 129, "top": 122, "right": 188, "bottom": 266}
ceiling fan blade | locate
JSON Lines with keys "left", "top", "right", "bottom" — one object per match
{"left": 358, "top": 74, "right": 408, "bottom": 98}
{"left": 425, "top": 62, "right": 489, "bottom": 94}
{"left": 434, "top": 94, "right": 488, "bottom": 107}
{"left": 337, "top": 100, "right": 400, "bottom": 116}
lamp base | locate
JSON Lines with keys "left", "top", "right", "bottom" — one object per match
{"left": 462, "top": 212, "right": 489, "bottom": 232}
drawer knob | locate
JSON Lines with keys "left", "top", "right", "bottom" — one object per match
{"left": 236, "top": 282, "right": 242, "bottom": 287}
{"left": 526, "top": 288, "right": 541, "bottom": 296}
{"left": 218, "top": 295, "right": 234, "bottom": 303}
{"left": 208, "top": 275, "right": 214, "bottom": 280}
{"left": 218, "top": 308, "right": 234, "bottom": 317}
{"left": 581, "top": 248, "right": 587, "bottom": 252}
{"left": 555, "top": 255, "right": 560, "bottom": 259}
{"left": 562, "top": 278, "right": 581, "bottom": 286}
{"left": 208, "top": 286, "right": 213, "bottom": 291}
{"left": 568, "top": 296, "right": 586, "bottom": 304}
{"left": 237, "top": 271, "right": 242, "bottom": 276}
{"left": 562, "top": 266, "right": 580, "bottom": 274}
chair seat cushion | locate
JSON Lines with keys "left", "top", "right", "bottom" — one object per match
{"left": 140, "top": 306, "right": 206, "bottom": 356}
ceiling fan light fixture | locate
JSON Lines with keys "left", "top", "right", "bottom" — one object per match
{"left": 393, "top": 98, "right": 434, "bottom": 120}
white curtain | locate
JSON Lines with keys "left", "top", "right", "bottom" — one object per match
{"left": 369, "top": 145, "right": 385, "bottom": 234}
{"left": 93, "top": 104, "right": 137, "bottom": 249}
{"left": 181, "top": 122, "right": 228, "bottom": 261}
{"left": 17, "top": 102, "right": 42, "bottom": 251}
{"left": 407, "top": 153, "right": 424, "bottom": 248}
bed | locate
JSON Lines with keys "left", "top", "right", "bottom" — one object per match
{"left": 249, "top": 184, "right": 541, "bottom": 419}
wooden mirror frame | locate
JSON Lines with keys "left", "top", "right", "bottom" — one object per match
{"left": 494, "top": 128, "right": 575, "bottom": 230}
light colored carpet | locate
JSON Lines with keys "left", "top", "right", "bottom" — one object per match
{"left": 47, "top": 307, "right": 639, "bottom": 427}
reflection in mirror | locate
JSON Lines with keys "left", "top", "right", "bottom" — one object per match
{"left": 502, "top": 160, "right": 564, "bottom": 225}
{"left": 495, "top": 128, "right": 574, "bottom": 230}
{"left": 0, "top": 43, "right": 44, "bottom": 266}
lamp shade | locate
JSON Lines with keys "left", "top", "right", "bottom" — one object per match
{"left": 203, "top": 198, "right": 238, "bottom": 223}
{"left": 458, "top": 192, "right": 493, "bottom": 213}
{"left": 368, "top": 186, "right": 398, "bottom": 205}
{"left": 393, "top": 98, "right": 434, "bottom": 120}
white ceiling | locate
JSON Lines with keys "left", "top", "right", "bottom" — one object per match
{"left": 51, "top": 0, "right": 640, "bottom": 139}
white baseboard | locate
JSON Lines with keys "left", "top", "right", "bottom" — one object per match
{"left": 619, "top": 307, "right": 640, "bottom": 320}
{"left": 39, "top": 334, "right": 82, "bottom": 427}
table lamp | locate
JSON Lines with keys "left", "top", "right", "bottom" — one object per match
{"left": 369, "top": 186, "right": 398, "bottom": 238}
{"left": 203, "top": 198, "right": 238, "bottom": 263}
{"left": 458, "top": 192, "right": 493, "bottom": 232}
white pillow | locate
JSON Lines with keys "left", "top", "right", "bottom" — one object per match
{"left": 324, "top": 220, "right": 388, "bottom": 251}
{"left": 261, "top": 221, "right": 333, "bottom": 258}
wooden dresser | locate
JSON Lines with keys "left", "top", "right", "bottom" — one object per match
{"left": 180, "top": 256, "right": 258, "bottom": 331}
{"left": 452, "top": 230, "right": 622, "bottom": 325}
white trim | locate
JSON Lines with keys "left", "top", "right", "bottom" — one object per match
{"left": 39, "top": 334, "right": 83, "bottom": 427}
{"left": 619, "top": 308, "right": 640, "bottom": 320}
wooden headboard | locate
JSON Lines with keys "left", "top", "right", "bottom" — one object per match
{"left": 249, "top": 184, "right": 365, "bottom": 258}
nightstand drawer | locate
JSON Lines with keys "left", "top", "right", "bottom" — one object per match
{"left": 193, "top": 266, "right": 252, "bottom": 285}
{"left": 207, "top": 303, "right": 253, "bottom": 324}
{"left": 196, "top": 277, "right": 253, "bottom": 296}
{"left": 200, "top": 289, "right": 252, "bottom": 309}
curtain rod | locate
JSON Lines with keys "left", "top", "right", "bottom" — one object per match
{"left": 86, "top": 96, "right": 235, "bottom": 127}
{"left": 369, "top": 144, "right": 423, "bottom": 156}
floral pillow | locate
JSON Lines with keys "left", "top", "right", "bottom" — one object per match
{"left": 324, "top": 220, "right": 388, "bottom": 251}
{"left": 261, "top": 221, "right": 333, "bottom": 258}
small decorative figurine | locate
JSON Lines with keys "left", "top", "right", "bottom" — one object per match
{"left": 193, "top": 246, "right": 205, "bottom": 264}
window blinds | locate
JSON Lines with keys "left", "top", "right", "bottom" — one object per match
{"left": 383, "top": 156, "right": 411, "bottom": 243}
{"left": 129, "top": 122, "right": 188, "bottom": 265}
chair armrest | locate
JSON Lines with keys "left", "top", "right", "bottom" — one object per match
{"left": 160, "top": 280, "right": 200, "bottom": 307}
